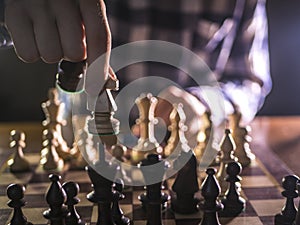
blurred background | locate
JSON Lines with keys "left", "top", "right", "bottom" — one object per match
{"left": 0, "top": 0, "right": 299, "bottom": 122}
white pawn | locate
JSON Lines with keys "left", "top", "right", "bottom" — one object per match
{"left": 8, "top": 130, "right": 30, "bottom": 173}
{"left": 40, "top": 130, "right": 64, "bottom": 171}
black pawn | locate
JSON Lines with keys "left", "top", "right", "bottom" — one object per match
{"left": 62, "top": 182, "right": 84, "bottom": 225}
{"left": 219, "top": 161, "right": 245, "bottom": 217}
{"left": 43, "top": 174, "right": 69, "bottom": 225}
{"left": 199, "top": 168, "right": 223, "bottom": 225}
{"left": 171, "top": 150, "right": 199, "bottom": 214}
{"left": 7, "top": 184, "right": 33, "bottom": 225}
{"left": 112, "top": 178, "right": 130, "bottom": 225}
{"left": 294, "top": 180, "right": 300, "bottom": 225}
{"left": 275, "top": 175, "right": 299, "bottom": 225}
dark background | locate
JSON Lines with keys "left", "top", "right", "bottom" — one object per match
{"left": 0, "top": 0, "right": 299, "bottom": 122}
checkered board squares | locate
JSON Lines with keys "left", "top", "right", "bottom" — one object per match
{"left": 0, "top": 151, "right": 290, "bottom": 225}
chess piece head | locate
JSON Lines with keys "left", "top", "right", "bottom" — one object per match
{"left": 62, "top": 182, "right": 80, "bottom": 205}
{"left": 226, "top": 161, "right": 242, "bottom": 176}
{"left": 46, "top": 174, "right": 66, "bottom": 206}
{"left": 7, "top": 183, "right": 25, "bottom": 200}
{"left": 282, "top": 175, "right": 300, "bottom": 191}
{"left": 220, "top": 129, "right": 236, "bottom": 157}
{"left": 63, "top": 182, "right": 79, "bottom": 198}
{"left": 201, "top": 167, "right": 221, "bottom": 200}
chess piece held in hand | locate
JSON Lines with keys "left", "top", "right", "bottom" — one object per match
{"left": 8, "top": 130, "right": 31, "bottom": 173}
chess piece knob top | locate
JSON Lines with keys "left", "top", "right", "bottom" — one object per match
{"left": 49, "top": 174, "right": 61, "bottom": 182}
{"left": 7, "top": 184, "right": 25, "bottom": 200}
{"left": 206, "top": 167, "right": 216, "bottom": 176}
{"left": 226, "top": 161, "right": 242, "bottom": 176}
{"left": 282, "top": 175, "right": 299, "bottom": 191}
{"left": 63, "top": 182, "right": 79, "bottom": 198}
{"left": 63, "top": 182, "right": 80, "bottom": 205}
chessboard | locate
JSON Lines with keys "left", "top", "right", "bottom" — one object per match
{"left": 0, "top": 122, "right": 295, "bottom": 225}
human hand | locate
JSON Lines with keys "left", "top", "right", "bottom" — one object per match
{"left": 4, "top": 0, "right": 111, "bottom": 65}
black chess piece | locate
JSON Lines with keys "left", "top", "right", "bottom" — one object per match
{"left": 62, "top": 182, "right": 85, "bottom": 225}
{"left": 219, "top": 161, "right": 245, "bottom": 217}
{"left": 86, "top": 144, "right": 118, "bottom": 225}
{"left": 56, "top": 60, "right": 86, "bottom": 93}
{"left": 138, "top": 154, "right": 169, "bottom": 225}
{"left": 171, "top": 149, "right": 200, "bottom": 214}
{"left": 6, "top": 184, "right": 33, "bottom": 225}
{"left": 112, "top": 178, "right": 130, "bottom": 225}
{"left": 43, "top": 174, "right": 69, "bottom": 225}
{"left": 275, "top": 175, "right": 299, "bottom": 225}
{"left": 199, "top": 168, "right": 223, "bottom": 225}
{"left": 294, "top": 180, "right": 300, "bottom": 225}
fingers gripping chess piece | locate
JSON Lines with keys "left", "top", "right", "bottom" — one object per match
{"left": 6, "top": 184, "right": 33, "bottom": 225}
{"left": 8, "top": 130, "right": 30, "bottom": 172}
{"left": 131, "top": 93, "right": 163, "bottom": 164}
{"left": 275, "top": 175, "right": 299, "bottom": 225}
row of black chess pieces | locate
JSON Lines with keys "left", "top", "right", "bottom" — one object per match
{"left": 6, "top": 155, "right": 300, "bottom": 225}
{"left": 6, "top": 159, "right": 247, "bottom": 225}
